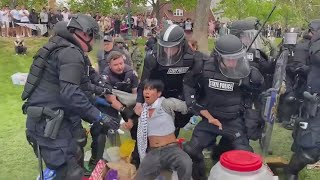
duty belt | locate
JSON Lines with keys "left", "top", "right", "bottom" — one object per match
{"left": 26, "top": 106, "right": 64, "bottom": 139}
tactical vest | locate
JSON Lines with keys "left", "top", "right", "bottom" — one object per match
{"left": 103, "top": 66, "right": 134, "bottom": 93}
{"left": 148, "top": 51, "right": 203, "bottom": 98}
{"left": 21, "top": 36, "right": 81, "bottom": 101}
{"left": 200, "top": 59, "right": 244, "bottom": 121}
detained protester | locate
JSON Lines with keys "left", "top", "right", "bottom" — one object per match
{"left": 135, "top": 80, "right": 192, "bottom": 180}
{"left": 183, "top": 35, "right": 264, "bottom": 180}
{"left": 134, "top": 24, "right": 207, "bottom": 136}
{"left": 22, "top": 15, "right": 119, "bottom": 179}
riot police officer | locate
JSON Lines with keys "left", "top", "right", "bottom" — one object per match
{"left": 280, "top": 20, "right": 320, "bottom": 130}
{"left": 229, "top": 19, "right": 275, "bottom": 88}
{"left": 97, "top": 35, "right": 121, "bottom": 74}
{"left": 183, "top": 35, "right": 264, "bottom": 180}
{"left": 286, "top": 20, "right": 320, "bottom": 180}
{"left": 134, "top": 24, "right": 206, "bottom": 135}
{"left": 89, "top": 50, "right": 139, "bottom": 168}
{"left": 22, "top": 14, "right": 120, "bottom": 179}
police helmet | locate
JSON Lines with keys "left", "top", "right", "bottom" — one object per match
{"left": 308, "top": 19, "right": 320, "bottom": 33}
{"left": 157, "top": 24, "right": 185, "bottom": 66}
{"left": 215, "top": 34, "right": 250, "bottom": 79}
{"left": 67, "top": 14, "right": 100, "bottom": 38}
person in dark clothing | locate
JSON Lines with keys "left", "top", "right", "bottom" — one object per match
{"left": 29, "top": 9, "right": 38, "bottom": 36}
{"left": 96, "top": 35, "right": 120, "bottom": 74}
{"left": 114, "top": 15, "right": 121, "bottom": 36}
{"left": 89, "top": 50, "right": 140, "bottom": 168}
{"left": 183, "top": 34, "right": 264, "bottom": 180}
{"left": 144, "top": 32, "right": 156, "bottom": 54}
{"left": 134, "top": 24, "right": 207, "bottom": 137}
{"left": 286, "top": 19, "right": 320, "bottom": 180}
{"left": 23, "top": 14, "right": 119, "bottom": 179}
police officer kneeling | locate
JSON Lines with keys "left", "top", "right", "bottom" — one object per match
{"left": 22, "top": 14, "right": 120, "bottom": 179}
{"left": 183, "top": 35, "right": 264, "bottom": 180}
{"left": 89, "top": 50, "right": 139, "bottom": 168}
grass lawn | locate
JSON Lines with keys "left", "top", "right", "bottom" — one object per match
{"left": 0, "top": 37, "right": 319, "bottom": 180}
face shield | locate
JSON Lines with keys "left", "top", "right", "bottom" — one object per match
{"left": 218, "top": 49, "right": 251, "bottom": 79}
{"left": 240, "top": 30, "right": 263, "bottom": 50}
{"left": 90, "top": 31, "right": 104, "bottom": 54}
{"left": 157, "top": 42, "right": 184, "bottom": 66}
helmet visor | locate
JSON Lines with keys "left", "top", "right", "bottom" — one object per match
{"left": 218, "top": 49, "right": 251, "bottom": 79}
{"left": 240, "top": 30, "right": 263, "bottom": 49}
{"left": 157, "top": 43, "right": 183, "bottom": 66}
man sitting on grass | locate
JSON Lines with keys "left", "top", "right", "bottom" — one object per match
{"left": 134, "top": 79, "right": 192, "bottom": 180}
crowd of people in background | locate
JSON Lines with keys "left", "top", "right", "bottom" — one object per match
{"left": 0, "top": 4, "right": 289, "bottom": 40}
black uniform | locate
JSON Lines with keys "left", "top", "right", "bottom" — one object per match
{"left": 286, "top": 31, "right": 320, "bottom": 180}
{"left": 23, "top": 16, "right": 119, "bottom": 179}
{"left": 279, "top": 35, "right": 311, "bottom": 128}
{"left": 137, "top": 46, "right": 205, "bottom": 134}
{"left": 183, "top": 35, "right": 264, "bottom": 180}
{"left": 89, "top": 64, "right": 139, "bottom": 167}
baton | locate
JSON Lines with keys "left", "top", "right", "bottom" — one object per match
{"left": 247, "top": 6, "right": 277, "bottom": 51}
{"left": 37, "top": 144, "right": 44, "bottom": 180}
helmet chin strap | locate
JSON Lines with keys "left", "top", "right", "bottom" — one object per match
{"left": 75, "top": 33, "right": 93, "bottom": 52}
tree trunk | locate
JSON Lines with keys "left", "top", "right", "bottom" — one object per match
{"left": 192, "top": 0, "right": 211, "bottom": 53}
{"left": 152, "top": 0, "right": 161, "bottom": 22}
{"left": 48, "top": 0, "right": 56, "bottom": 10}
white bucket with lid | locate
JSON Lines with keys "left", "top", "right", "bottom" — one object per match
{"left": 208, "top": 150, "right": 276, "bottom": 180}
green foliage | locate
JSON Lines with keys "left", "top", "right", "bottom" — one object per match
{"left": 214, "top": 0, "right": 320, "bottom": 26}
{"left": 68, "top": 0, "right": 113, "bottom": 14}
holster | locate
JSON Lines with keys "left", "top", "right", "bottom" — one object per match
{"left": 26, "top": 106, "right": 64, "bottom": 139}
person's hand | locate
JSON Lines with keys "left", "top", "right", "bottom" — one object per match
{"left": 122, "top": 119, "right": 133, "bottom": 130}
{"left": 99, "top": 113, "right": 120, "bottom": 130}
{"left": 208, "top": 117, "right": 222, "bottom": 130}
{"left": 134, "top": 103, "right": 143, "bottom": 116}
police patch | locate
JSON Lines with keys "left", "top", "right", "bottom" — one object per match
{"left": 208, "top": 79, "right": 234, "bottom": 91}
{"left": 167, "top": 67, "right": 189, "bottom": 74}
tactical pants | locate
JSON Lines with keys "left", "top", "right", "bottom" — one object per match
{"left": 288, "top": 112, "right": 320, "bottom": 175}
{"left": 184, "top": 118, "right": 252, "bottom": 180}
{"left": 26, "top": 116, "right": 84, "bottom": 179}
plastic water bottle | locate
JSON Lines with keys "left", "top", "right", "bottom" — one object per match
{"left": 183, "top": 116, "right": 201, "bottom": 130}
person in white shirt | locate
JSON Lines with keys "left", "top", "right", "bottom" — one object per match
{"left": 61, "top": 7, "right": 70, "bottom": 22}
{"left": 10, "top": 5, "right": 21, "bottom": 37}
{"left": 1, "top": 6, "right": 10, "bottom": 37}
{"left": 40, "top": 7, "right": 49, "bottom": 37}
{"left": 19, "top": 6, "right": 31, "bottom": 37}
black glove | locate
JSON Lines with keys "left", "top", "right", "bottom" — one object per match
{"left": 97, "top": 81, "right": 113, "bottom": 95}
{"left": 120, "top": 107, "right": 135, "bottom": 122}
{"left": 99, "top": 113, "right": 120, "bottom": 130}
